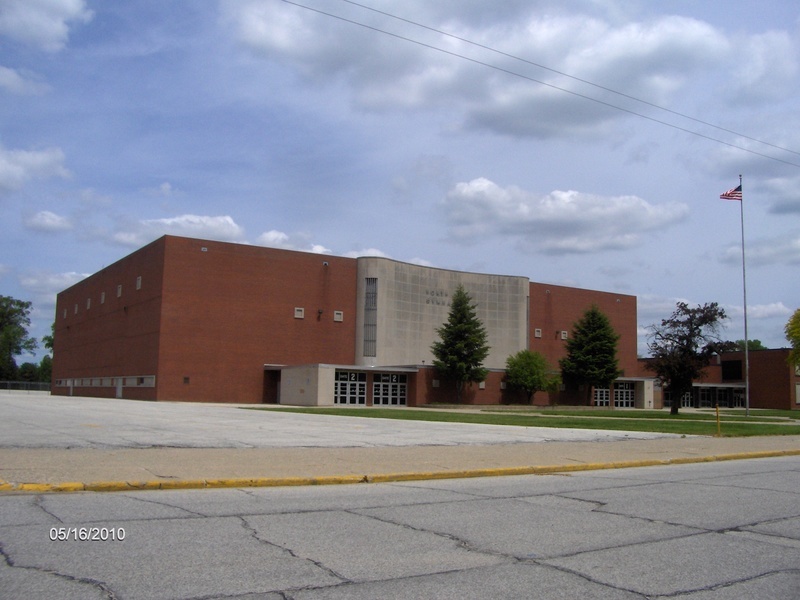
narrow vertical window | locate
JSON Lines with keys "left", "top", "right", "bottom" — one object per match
{"left": 136, "top": 276, "right": 142, "bottom": 290}
{"left": 363, "top": 278, "right": 377, "bottom": 357}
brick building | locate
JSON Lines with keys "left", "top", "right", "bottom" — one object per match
{"left": 52, "top": 235, "right": 797, "bottom": 409}
{"left": 653, "top": 349, "right": 799, "bottom": 411}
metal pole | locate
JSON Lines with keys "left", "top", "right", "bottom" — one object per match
{"left": 739, "top": 174, "right": 750, "bottom": 417}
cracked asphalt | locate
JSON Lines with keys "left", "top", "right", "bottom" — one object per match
{"left": 2, "top": 456, "right": 799, "bottom": 599}
{"left": 2, "top": 393, "right": 800, "bottom": 598}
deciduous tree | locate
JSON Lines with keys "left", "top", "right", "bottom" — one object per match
{"left": 786, "top": 308, "right": 800, "bottom": 368}
{"left": 647, "top": 302, "right": 728, "bottom": 415}
{"left": 0, "top": 296, "right": 38, "bottom": 380}
{"left": 734, "top": 339, "right": 767, "bottom": 351}
{"left": 505, "top": 349, "right": 559, "bottom": 404}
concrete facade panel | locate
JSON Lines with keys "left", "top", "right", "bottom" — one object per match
{"left": 356, "top": 258, "right": 528, "bottom": 370}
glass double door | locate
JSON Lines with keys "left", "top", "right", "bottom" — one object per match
{"left": 334, "top": 371, "right": 408, "bottom": 406}
{"left": 334, "top": 371, "right": 366, "bottom": 405}
{"left": 373, "top": 373, "right": 407, "bottom": 406}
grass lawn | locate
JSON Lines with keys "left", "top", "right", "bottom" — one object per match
{"left": 248, "top": 406, "right": 800, "bottom": 437}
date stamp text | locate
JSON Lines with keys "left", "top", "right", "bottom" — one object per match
{"left": 49, "top": 527, "right": 126, "bottom": 541}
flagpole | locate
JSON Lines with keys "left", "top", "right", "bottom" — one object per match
{"left": 739, "top": 174, "right": 750, "bottom": 417}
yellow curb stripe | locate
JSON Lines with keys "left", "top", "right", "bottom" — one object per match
{"left": 203, "top": 475, "right": 368, "bottom": 488}
{"left": 2, "top": 449, "right": 799, "bottom": 493}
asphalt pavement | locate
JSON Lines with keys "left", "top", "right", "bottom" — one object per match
{"left": 2, "top": 457, "right": 799, "bottom": 599}
{"left": 2, "top": 392, "right": 799, "bottom": 493}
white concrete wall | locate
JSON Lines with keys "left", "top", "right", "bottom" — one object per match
{"left": 356, "top": 257, "right": 529, "bottom": 369}
{"left": 279, "top": 364, "right": 336, "bottom": 406}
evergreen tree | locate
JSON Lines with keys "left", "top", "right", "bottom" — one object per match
{"left": 431, "top": 285, "right": 490, "bottom": 403}
{"left": 559, "top": 305, "right": 621, "bottom": 404}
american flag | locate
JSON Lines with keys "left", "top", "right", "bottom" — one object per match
{"left": 720, "top": 184, "right": 742, "bottom": 201}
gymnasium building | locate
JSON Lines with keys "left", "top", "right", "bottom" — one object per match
{"left": 51, "top": 235, "right": 798, "bottom": 409}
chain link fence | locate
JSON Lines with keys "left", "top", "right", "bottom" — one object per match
{"left": 0, "top": 381, "right": 51, "bottom": 392}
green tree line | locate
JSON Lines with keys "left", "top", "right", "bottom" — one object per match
{"left": 0, "top": 295, "right": 52, "bottom": 383}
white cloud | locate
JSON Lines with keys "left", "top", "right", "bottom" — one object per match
{"left": 343, "top": 248, "right": 391, "bottom": 259}
{"left": 731, "top": 31, "right": 798, "bottom": 104}
{"left": 112, "top": 215, "right": 246, "bottom": 247}
{"left": 255, "top": 229, "right": 332, "bottom": 254}
{"left": 408, "top": 257, "right": 435, "bottom": 267}
{"left": 309, "top": 244, "right": 333, "bottom": 255}
{"left": 0, "top": 0, "right": 93, "bottom": 52}
{"left": 256, "top": 229, "right": 291, "bottom": 248}
{"left": 0, "top": 145, "right": 70, "bottom": 193}
{"left": 721, "top": 233, "right": 800, "bottom": 266}
{"left": 763, "top": 176, "right": 800, "bottom": 214}
{"left": 24, "top": 210, "right": 72, "bottom": 232}
{"left": 225, "top": 3, "right": 729, "bottom": 139}
{"left": 19, "top": 270, "right": 88, "bottom": 309}
{"left": 443, "top": 177, "right": 688, "bottom": 254}
{"left": 467, "top": 15, "right": 727, "bottom": 138}
{"left": 738, "top": 302, "right": 793, "bottom": 320}
{"left": 143, "top": 181, "right": 178, "bottom": 198}
{"left": 0, "top": 65, "right": 49, "bottom": 94}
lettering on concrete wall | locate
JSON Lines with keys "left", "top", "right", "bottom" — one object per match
{"left": 424, "top": 289, "right": 450, "bottom": 307}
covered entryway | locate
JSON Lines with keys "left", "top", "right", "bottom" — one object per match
{"left": 262, "top": 367, "right": 281, "bottom": 404}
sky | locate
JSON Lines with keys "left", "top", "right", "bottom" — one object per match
{"left": 1, "top": 0, "right": 799, "bottom": 364}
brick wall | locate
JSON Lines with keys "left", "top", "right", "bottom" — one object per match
{"left": 155, "top": 237, "right": 358, "bottom": 402}
{"left": 52, "top": 237, "right": 166, "bottom": 400}
{"left": 528, "top": 282, "right": 638, "bottom": 376}
{"left": 720, "top": 349, "right": 797, "bottom": 410}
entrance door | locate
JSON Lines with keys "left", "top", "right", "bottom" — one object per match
{"left": 373, "top": 373, "right": 407, "bottom": 406}
{"left": 334, "top": 371, "right": 366, "bottom": 405}
{"left": 615, "top": 382, "right": 636, "bottom": 408}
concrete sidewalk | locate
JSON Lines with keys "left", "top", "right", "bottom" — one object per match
{"left": 3, "top": 435, "right": 800, "bottom": 493}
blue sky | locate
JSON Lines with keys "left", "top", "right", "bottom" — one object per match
{"left": 1, "top": 0, "right": 799, "bottom": 363}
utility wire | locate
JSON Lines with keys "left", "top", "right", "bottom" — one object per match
{"left": 340, "top": 0, "right": 800, "bottom": 159}
{"left": 280, "top": 0, "right": 800, "bottom": 169}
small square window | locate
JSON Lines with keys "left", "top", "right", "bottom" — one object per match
{"left": 534, "top": 328, "right": 542, "bottom": 338}
{"left": 333, "top": 310, "right": 344, "bottom": 322}
{"left": 294, "top": 307, "right": 305, "bottom": 319}
{"left": 183, "top": 376, "right": 190, "bottom": 385}
{"left": 560, "top": 330, "right": 568, "bottom": 340}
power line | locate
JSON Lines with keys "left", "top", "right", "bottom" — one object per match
{"left": 280, "top": 0, "right": 800, "bottom": 169}
{"left": 340, "top": 0, "right": 800, "bottom": 160}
